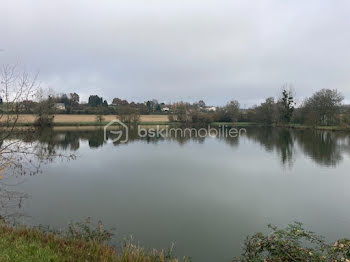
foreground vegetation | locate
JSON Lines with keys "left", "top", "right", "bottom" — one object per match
{"left": 234, "top": 222, "right": 350, "bottom": 262}
{"left": 2, "top": 221, "right": 350, "bottom": 262}
{"left": 0, "top": 220, "right": 189, "bottom": 262}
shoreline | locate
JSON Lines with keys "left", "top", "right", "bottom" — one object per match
{"left": 1, "top": 122, "right": 349, "bottom": 132}
{"left": 215, "top": 122, "right": 350, "bottom": 132}
{"left": 0, "top": 114, "right": 349, "bottom": 132}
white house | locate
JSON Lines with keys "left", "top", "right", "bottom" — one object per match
{"left": 161, "top": 107, "right": 170, "bottom": 112}
{"left": 55, "top": 103, "right": 66, "bottom": 110}
{"left": 206, "top": 106, "right": 216, "bottom": 112}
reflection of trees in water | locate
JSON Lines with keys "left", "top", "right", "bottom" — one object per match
{"left": 12, "top": 127, "right": 232, "bottom": 149}
{"left": 2, "top": 126, "right": 350, "bottom": 222}
{"left": 14, "top": 129, "right": 104, "bottom": 150}
{"left": 293, "top": 130, "right": 347, "bottom": 167}
{"left": 244, "top": 127, "right": 350, "bottom": 167}
{"left": 116, "top": 127, "right": 207, "bottom": 146}
{"left": 6, "top": 127, "right": 350, "bottom": 169}
{"left": 1, "top": 130, "right": 75, "bottom": 222}
{"left": 277, "top": 129, "right": 294, "bottom": 166}
{"left": 0, "top": 185, "right": 28, "bottom": 222}
{"left": 339, "top": 134, "right": 350, "bottom": 156}
{"left": 244, "top": 127, "right": 294, "bottom": 166}
{"left": 218, "top": 134, "right": 239, "bottom": 148}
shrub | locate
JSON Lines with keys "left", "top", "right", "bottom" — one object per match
{"left": 189, "top": 111, "right": 213, "bottom": 125}
{"left": 168, "top": 114, "right": 175, "bottom": 122}
{"left": 118, "top": 106, "right": 140, "bottom": 125}
{"left": 234, "top": 222, "right": 350, "bottom": 262}
{"left": 34, "top": 114, "right": 55, "bottom": 127}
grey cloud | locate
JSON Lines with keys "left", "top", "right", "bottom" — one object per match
{"left": 1, "top": 0, "right": 350, "bottom": 105}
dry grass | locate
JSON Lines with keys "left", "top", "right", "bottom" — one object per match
{"left": 0, "top": 114, "right": 169, "bottom": 124}
{"left": 0, "top": 224, "right": 188, "bottom": 262}
{"left": 0, "top": 224, "right": 117, "bottom": 262}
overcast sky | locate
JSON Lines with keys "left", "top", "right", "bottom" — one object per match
{"left": 1, "top": 0, "right": 350, "bottom": 106}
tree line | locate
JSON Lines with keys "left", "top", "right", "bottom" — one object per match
{"left": 171, "top": 88, "right": 350, "bottom": 127}
{"left": 1, "top": 79, "right": 350, "bottom": 127}
{"left": 245, "top": 88, "right": 348, "bottom": 126}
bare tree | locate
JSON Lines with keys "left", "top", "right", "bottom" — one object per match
{"left": 1, "top": 65, "right": 40, "bottom": 175}
{"left": 0, "top": 64, "right": 37, "bottom": 135}
{"left": 303, "top": 89, "right": 344, "bottom": 126}
{"left": 0, "top": 65, "right": 38, "bottom": 221}
{"left": 172, "top": 102, "right": 188, "bottom": 122}
{"left": 96, "top": 106, "right": 105, "bottom": 126}
{"left": 0, "top": 65, "right": 74, "bottom": 221}
{"left": 34, "top": 87, "right": 56, "bottom": 127}
{"left": 226, "top": 100, "right": 240, "bottom": 123}
{"left": 251, "top": 97, "right": 278, "bottom": 124}
{"left": 117, "top": 105, "right": 140, "bottom": 125}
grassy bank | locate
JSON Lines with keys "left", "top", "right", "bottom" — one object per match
{"left": 213, "top": 122, "right": 350, "bottom": 131}
{"left": 0, "top": 121, "right": 171, "bottom": 127}
{"left": 278, "top": 123, "right": 350, "bottom": 132}
{"left": 211, "top": 122, "right": 260, "bottom": 127}
{"left": 1, "top": 121, "right": 349, "bottom": 132}
{"left": 2, "top": 221, "right": 350, "bottom": 262}
{"left": 0, "top": 223, "right": 187, "bottom": 262}
{"left": 1, "top": 114, "right": 349, "bottom": 131}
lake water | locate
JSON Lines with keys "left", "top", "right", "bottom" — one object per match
{"left": 2, "top": 127, "right": 350, "bottom": 261}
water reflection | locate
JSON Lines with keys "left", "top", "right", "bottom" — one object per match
{"left": 245, "top": 127, "right": 350, "bottom": 167}
{"left": 1, "top": 126, "right": 350, "bottom": 261}
{"left": 0, "top": 185, "right": 28, "bottom": 222}
{"left": 293, "top": 130, "right": 346, "bottom": 166}
{"left": 8, "top": 127, "right": 350, "bottom": 168}
{"left": 244, "top": 127, "right": 295, "bottom": 166}
{"left": 1, "top": 130, "right": 75, "bottom": 222}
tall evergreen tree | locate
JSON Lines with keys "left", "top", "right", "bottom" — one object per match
{"left": 280, "top": 89, "right": 295, "bottom": 123}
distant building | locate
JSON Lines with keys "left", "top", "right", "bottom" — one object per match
{"left": 55, "top": 103, "right": 66, "bottom": 110}
{"left": 206, "top": 106, "right": 216, "bottom": 112}
{"left": 161, "top": 107, "right": 170, "bottom": 112}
